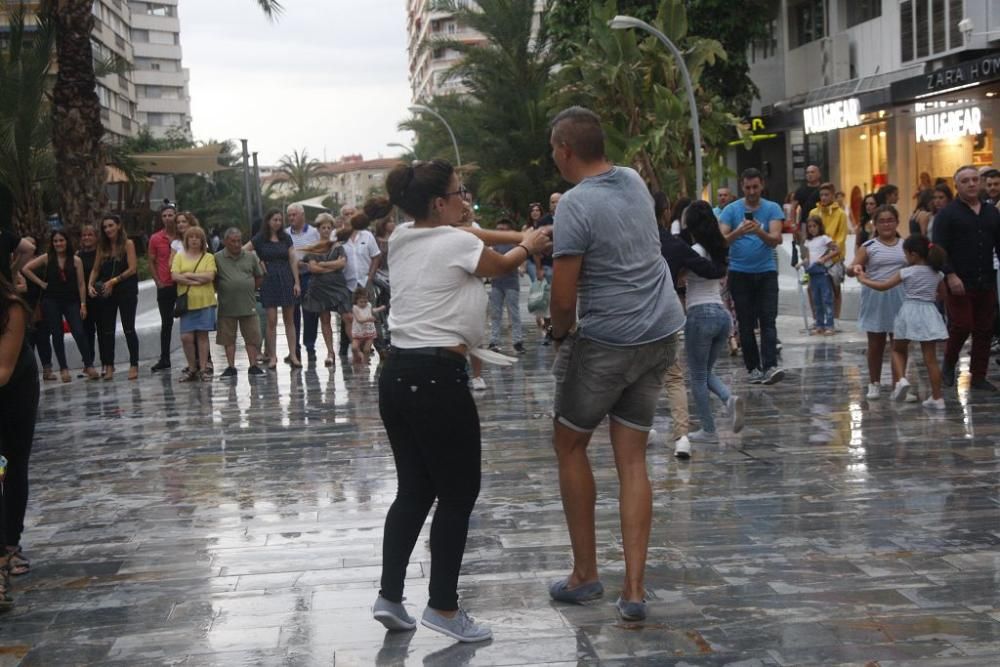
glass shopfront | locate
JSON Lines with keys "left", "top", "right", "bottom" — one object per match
{"left": 910, "top": 92, "right": 996, "bottom": 190}
{"left": 839, "top": 116, "right": 891, "bottom": 208}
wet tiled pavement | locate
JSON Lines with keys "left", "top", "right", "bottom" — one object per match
{"left": 2, "top": 315, "right": 1000, "bottom": 666}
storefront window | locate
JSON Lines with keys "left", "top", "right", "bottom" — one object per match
{"left": 839, "top": 120, "right": 889, "bottom": 202}
{"left": 912, "top": 96, "right": 995, "bottom": 190}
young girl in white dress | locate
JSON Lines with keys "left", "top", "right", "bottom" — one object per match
{"left": 856, "top": 234, "right": 947, "bottom": 409}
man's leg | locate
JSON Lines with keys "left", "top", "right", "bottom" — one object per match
{"left": 728, "top": 271, "right": 760, "bottom": 372}
{"left": 758, "top": 271, "right": 780, "bottom": 370}
{"left": 662, "top": 340, "right": 689, "bottom": 442}
{"left": 970, "top": 288, "right": 998, "bottom": 382}
{"left": 506, "top": 286, "right": 523, "bottom": 345}
{"left": 156, "top": 286, "right": 176, "bottom": 365}
{"left": 552, "top": 422, "right": 598, "bottom": 586}
{"left": 243, "top": 315, "right": 262, "bottom": 367}
{"left": 832, "top": 276, "right": 843, "bottom": 321}
{"left": 608, "top": 419, "right": 652, "bottom": 602}
{"left": 943, "top": 290, "right": 973, "bottom": 370}
{"left": 488, "top": 286, "right": 503, "bottom": 347}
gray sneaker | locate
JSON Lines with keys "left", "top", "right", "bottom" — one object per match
{"left": 373, "top": 595, "right": 416, "bottom": 631}
{"left": 747, "top": 369, "right": 764, "bottom": 384}
{"left": 615, "top": 595, "right": 647, "bottom": 622}
{"left": 762, "top": 367, "right": 785, "bottom": 385}
{"left": 728, "top": 395, "right": 745, "bottom": 434}
{"left": 421, "top": 606, "right": 493, "bottom": 643}
{"left": 688, "top": 429, "right": 719, "bottom": 444}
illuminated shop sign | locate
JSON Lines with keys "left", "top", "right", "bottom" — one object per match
{"left": 915, "top": 106, "right": 983, "bottom": 143}
{"left": 803, "top": 98, "right": 861, "bottom": 134}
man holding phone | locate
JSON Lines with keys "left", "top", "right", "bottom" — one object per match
{"left": 719, "top": 168, "right": 786, "bottom": 385}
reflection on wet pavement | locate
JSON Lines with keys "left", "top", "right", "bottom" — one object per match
{"left": 2, "top": 317, "right": 999, "bottom": 665}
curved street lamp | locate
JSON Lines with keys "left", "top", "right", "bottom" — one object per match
{"left": 408, "top": 104, "right": 462, "bottom": 169}
{"left": 608, "top": 15, "right": 703, "bottom": 198}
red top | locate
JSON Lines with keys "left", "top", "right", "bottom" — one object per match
{"left": 148, "top": 229, "right": 174, "bottom": 287}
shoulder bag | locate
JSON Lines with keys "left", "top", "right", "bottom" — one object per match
{"left": 174, "top": 253, "right": 205, "bottom": 317}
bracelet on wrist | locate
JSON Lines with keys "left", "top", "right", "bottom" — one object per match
{"left": 517, "top": 243, "right": 531, "bottom": 256}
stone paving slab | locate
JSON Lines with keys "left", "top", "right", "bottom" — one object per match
{"left": 2, "top": 316, "right": 1000, "bottom": 664}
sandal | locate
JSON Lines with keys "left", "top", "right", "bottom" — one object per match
{"left": 102, "top": 368, "right": 114, "bottom": 381}
{"left": 6, "top": 547, "right": 29, "bottom": 577}
{"left": 179, "top": 368, "right": 199, "bottom": 383}
{"left": 42, "top": 368, "right": 57, "bottom": 382}
{"left": 200, "top": 369, "right": 213, "bottom": 382}
{"left": 128, "top": 366, "right": 139, "bottom": 381}
{"left": 60, "top": 369, "right": 72, "bottom": 383}
{"left": 324, "top": 358, "right": 334, "bottom": 367}
{"left": 84, "top": 367, "right": 100, "bottom": 380}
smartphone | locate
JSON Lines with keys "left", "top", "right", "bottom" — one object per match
{"left": 744, "top": 211, "right": 754, "bottom": 221}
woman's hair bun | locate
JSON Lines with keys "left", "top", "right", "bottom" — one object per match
{"left": 364, "top": 196, "right": 393, "bottom": 221}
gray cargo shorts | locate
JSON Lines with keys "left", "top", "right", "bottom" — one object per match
{"left": 552, "top": 331, "right": 679, "bottom": 433}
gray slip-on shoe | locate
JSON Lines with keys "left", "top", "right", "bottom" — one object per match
{"left": 549, "top": 578, "right": 604, "bottom": 603}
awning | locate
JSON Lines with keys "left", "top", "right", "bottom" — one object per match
{"left": 130, "top": 144, "right": 233, "bottom": 175}
{"left": 290, "top": 193, "right": 331, "bottom": 210}
{"left": 105, "top": 165, "right": 153, "bottom": 184}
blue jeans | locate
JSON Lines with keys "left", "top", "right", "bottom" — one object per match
{"left": 293, "top": 272, "right": 319, "bottom": 355}
{"left": 685, "top": 304, "right": 732, "bottom": 434}
{"left": 489, "top": 284, "right": 522, "bottom": 345}
{"left": 807, "top": 265, "right": 834, "bottom": 329}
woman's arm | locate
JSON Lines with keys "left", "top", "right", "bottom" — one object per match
{"left": 20, "top": 255, "right": 48, "bottom": 290}
{"left": 917, "top": 210, "right": 931, "bottom": 236}
{"left": 0, "top": 301, "right": 27, "bottom": 387}
{"left": 474, "top": 227, "right": 552, "bottom": 279}
{"left": 855, "top": 267, "right": 902, "bottom": 291}
{"left": 117, "top": 240, "right": 138, "bottom": 281}
{"left": 460, "top": 226, "right": 525, "bottom": 246}
{"left": 289, "top": 245, "right": 301, "bottom": 296}
{"left": 74, "top": 256, "right": 87, "bottom": 306}
{"left": 847, "top": 244, "right": 869, "bottom": 277}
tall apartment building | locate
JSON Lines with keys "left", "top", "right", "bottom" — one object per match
{"left": 128, "top": 1, "right": 192, "bottom": 138}
{"left": 91, "top": 0, "right": 139, "bottom": 141}
{"left": 735, "top": 0, "right": 1000, "bottom": 210}
{"left": 405, "top": 0, "right": 546, "bottom": 102}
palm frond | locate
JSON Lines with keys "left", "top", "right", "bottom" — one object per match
{"left": 255, "top": 0, "right": 284, "bottom": 20}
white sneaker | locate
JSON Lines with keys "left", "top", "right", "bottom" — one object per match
{"left": 728, "top": 395, "right": 745, "bottom": 434}
{"left": 905, "top": 391, "right": 919, "bottom": 403}
{"left": 891, "top": 378, "right": 910, "bottom": 402}
{"left": 688, "top": 429, "right": 719, "bottom": 444}
{"left": 674, "top": 436, "right": 691, "bottom": 459}
{"left": 922, "top": 397, "right": 945, "bottom": 410}
{"left": 866, "top": 383, "right": 880, "bottom": 400}
{"left": 471, "top": 377, "right": 487, "bottom": 391}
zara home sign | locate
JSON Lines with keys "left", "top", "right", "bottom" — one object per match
{"left": 803, "top": 98, "right": 862, "bottom": 135}
{"left": 915, "top": 106, "right": 983, "bottom": 143}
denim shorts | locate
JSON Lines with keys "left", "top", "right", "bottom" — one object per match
{"left": 552, "top": 332, "right": 679, "bottom": 432}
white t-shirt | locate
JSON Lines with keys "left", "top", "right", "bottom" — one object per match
{"left": 169, "top": 239, "right": 183, "bottom": 254}
{"left": 387, "top": 223, "right": 486, "bottom": 349}
{"left": 344, "top": 229, "right": 381, "bottom": 289}
{"left": 684, "top": 243, "right": 723, "bottom": 308}
{"left": 804, "top": 234, "right": 833, "bottom": 268}
{"left": 287, "top": 225, "right": 320, "bottom": 274}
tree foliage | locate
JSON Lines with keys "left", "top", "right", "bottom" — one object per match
{"left": 276, "top": 148, "right": 323, "bottom": 198}
{"left": 550, "top": 0, "right": 745, "bottom": 195}
{"left": 402, "top": 0, "right": 560, "bottom": 222}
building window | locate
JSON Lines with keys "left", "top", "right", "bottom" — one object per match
{"left": 789, "top": 0, "right": 826, "bottom": 49}
{"left": 132, "top": 28, "right": 149, "bottom": 43}
{"left": 148, "top": 30, "right": 176, "bottom": 46}
{"left": 901, "top": 0, "right": 964, "bottom": 62}
{"left": 146, "top": 3, "right": 175, "bottom": 17}
{"left": 847, "top": 0, "right": 881, "bottom": 27}
{"left": 750, "top": 19, "right": 778, "bottom": 63}
{"left": 147, "top": 113, "right": 164, "bottom": 126}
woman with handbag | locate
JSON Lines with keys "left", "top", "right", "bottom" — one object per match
{"left": 171, "top": 226, "right": 218, "bottom": 382}
{"left": 88, "top": 214, "right": 139, "bottom": 381}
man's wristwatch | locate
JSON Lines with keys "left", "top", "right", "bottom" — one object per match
{"left": 546, "top": 325, "right": 569, "bottom": 343}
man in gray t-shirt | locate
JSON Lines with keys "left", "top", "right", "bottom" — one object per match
{"left": 546, "top": 106, "right": 684, "bottom": 623}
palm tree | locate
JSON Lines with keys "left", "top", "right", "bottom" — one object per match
{"left": 0, "top": 2, "right": 56, "bottom": 239}
{"left": 277, "top": 149, "right": 323, "bottom": 197}
{"left": 45, "top": 0, "right": 284, "bottom": 238}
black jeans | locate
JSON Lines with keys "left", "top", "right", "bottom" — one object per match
{"left": 156, "top": 285, "right": 177, "bottom": 364}
{"left": 728, "top": 270, "right": 779, "bottom": 372}
{"left": 82, "top": 298, "right": 97, "bottom": 366}
{"left": 1, "top": 348, "right": 39, "bottom": 547}
{"left": 41, "top": 297, "right": 93, "bottom": 369}
{"left": 97, "top": 291, "right": 139, "bottom": 367}
{"left": 378, "top": 352, "right": 481, "bottom": 611}
{"left": 293, "top": 273, "right": 319, "bottom": 356}
{"left": 29, "top": 318, "right": 51, "bottom": 369}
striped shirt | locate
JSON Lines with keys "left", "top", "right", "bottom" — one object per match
{"left": 900, "top": 265, "right": 942, "bottom": 301}
{"left": 862, "top": 237, "right": 906, "bottom": 281}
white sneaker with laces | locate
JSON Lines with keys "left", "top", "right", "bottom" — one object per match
{"left": 728, "top": 395, "right": 745, "bottom": 434}
{"left": 891, "top": 378, "right": 910, "bottom": 402}
{"left": 905, "top": 391, "right": 919, "bottom": 403}
{"left": 674, "top": 436, "right": 691, "bottom": 459}
{"left": 866, "top": 383, "right": 880, "bottom": 400}
{"left": 471, "top": 377, "right": 487, "bottom": 391}
{"left": 421, "top": 607, "right": 492, "bottom": 643}
{"left": 922, "top": 397, "right": 945, "bottom": 410}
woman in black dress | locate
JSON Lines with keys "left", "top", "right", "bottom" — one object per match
{"left": 301, "top": 214, "right": 350, "bottom": 367}
{"left": 77, "top": 224, "right": 99, "bottom": 373}
{"left": 247, "top": 209, "right": 301, "bottom": 369}
{"left": 87, "top": 214, "right": 139, "bottom": 381}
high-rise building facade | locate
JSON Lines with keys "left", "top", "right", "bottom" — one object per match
{"left": 91, "top": 0, "right": 139, "bottom": 141}
{"left": 128, "top": 0, "right": 192, "bottom": 138}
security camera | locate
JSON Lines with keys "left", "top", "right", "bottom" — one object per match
{"left": 958, "top": 17, "right": 974, "bottom": 36}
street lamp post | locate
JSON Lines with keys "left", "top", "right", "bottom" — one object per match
{"left": 408, "top": 104, "right": 461, "bottom": 169}
{"left": 387, "top": 142, "right": 417, "bottom": 160}
{"left": 608, "top": 15, "right": 703, "bottom": 198}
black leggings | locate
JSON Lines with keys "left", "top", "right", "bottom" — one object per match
{"left": 42, "top": 297, "right": 93, "bottom": 369}
{"left": 82, "top": 298, "right": 97, "bottom": 365}
{"left": 1, "top": 352, "right": 39, "bottom": 548}
{"left": 97, "top": 291, "right": 139, "bottom": 367}
{"left": 378, "top": 352, "right": 481, "bottom": 611}
{"left": 156, "top": 286, "right": 176, "bottom": 364}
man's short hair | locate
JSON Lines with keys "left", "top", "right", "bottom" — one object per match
{"left": 740, "top": 167, "right": 764, "bottom": 182}
{"left": 550, "top": 106, "right": 605, "bottom": 162}
{"left": 819, "top": 182, "right": 835, "bottom": 193}
{"left": 954, "top": 164, "right": 979, "bottom": 180}
{"left": 286, "top": 203, "right": 305, "bottom": 215}
{"left": 224, "top": 227, "right": 242, "bottom": 240}
{"left": 982, "top": 168, "right": 1000, "bottom": 180}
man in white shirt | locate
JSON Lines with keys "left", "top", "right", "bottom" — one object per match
{"left": 286, "top": 203, "right": 320, "bottom": 363}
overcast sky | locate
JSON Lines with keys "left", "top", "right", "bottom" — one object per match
{"left": 180, "top": 0, "right": 413, "bottom": 166}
